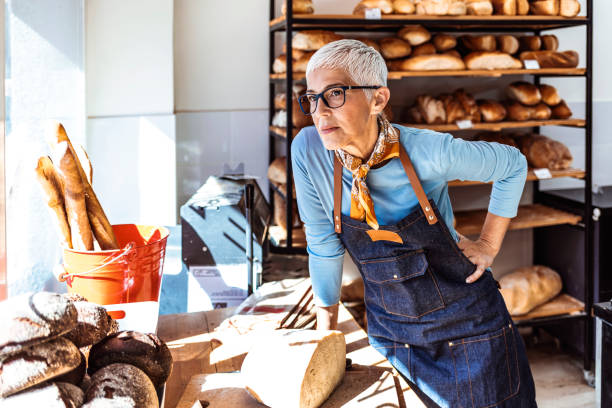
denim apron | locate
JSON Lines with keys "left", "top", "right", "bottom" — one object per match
{"left": 332, "top": 144, "right": 537, "bottom": 408}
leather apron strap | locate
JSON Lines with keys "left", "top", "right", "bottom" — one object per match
{"left": 333, "top": 144, "right": 438, "bottom": 234}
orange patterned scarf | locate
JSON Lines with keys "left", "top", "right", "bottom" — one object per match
{"left": 334, "top": 115, "right": 399, "bottom": 230}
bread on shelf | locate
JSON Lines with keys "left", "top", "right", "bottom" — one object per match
{"left": 380, "top": 37, "right": 412, "bottom": 59}
{"left": 560, "top": 0, "right": 581, "bottom": 17}
{"left": 393, "top": 0, "right": 417, "bottom": 14}
{"left": 515, "top": 133, "right": 573, "bottom": 170}
{"left": 499, "top": 265, "right": 563, "bottom": 316}
{"left": 292, "top": 30, "right": 344, "bottom": 51}
{"left": 353, "top": 0, "right": 394, "bottom": 15}
{"left": 518, "top": 35, "right": 542, "bottom": 52}
{"left": 529, "top": 0, "right": 559, "bottom": 16}
{"left": 551, "top": 100, "right": 573, "bottom": 119}
{"left": 389, "top": 54, "right": 466, "bottom": 71}
{"left": 466, "top": 0, "right": 494, "bottom": 16}
{"left": 539, "top": 84, "right": 562, "bottom": 106}
{"left": 464, "top": 51, "right": 523, "bottom": 70}
{"left": 397, "top": 25, "right": 431, "bottom": 46}
{"left": 541, "top": 34, "right": 559, "bottom": 51}
{"left": 281, "top": 0, "right": 314, "bottom": 15}
{"left": 496, "top": 35, "right": 519, "bottom": 54}
{"left": 461, "top": 35, "right": 497, "bottom": 52}
{"left": 477, "top": 100, "right": 507, "bottom": 122}
{"left": 519, "top": 50, "right": 579, "bottom": 68}
{"left": 412, "top": 42, "right": 437, "bottom": 57}
{"left": 507, "top": 81, "right": 542, "bottom": 106}
{"left": 433, "top": 34, "right": 457, "bottom": 52}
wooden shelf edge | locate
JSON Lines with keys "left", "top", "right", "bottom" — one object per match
{"left": 455, "top": 203, "right": 582, "bottom": 236}
{"left": 449, "top": 168, "right": 586, "bottom": 187}
{"left": 402, "top": 119, "right": 585, "bottom": 132}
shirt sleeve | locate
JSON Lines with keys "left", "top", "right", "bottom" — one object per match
{"left": 433, "top": 133, "right": 528, "bottom": 218}
{"left": 291, "top": 133, "right": 345, "bottom": 307}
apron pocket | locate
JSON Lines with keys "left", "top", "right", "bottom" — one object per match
{"left": 448, "top": 324, "right": 520, "bottom": 408}
{"left": 361, "top": 251, "right": 445, "bottom": 319}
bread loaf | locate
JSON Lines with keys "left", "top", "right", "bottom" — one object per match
{"left": 292, "top": 30, "right": 343, "bottom": 51}
{"left": 475, "top": 131, "right": 518, "bottom": 148}
{"left": 353, "top": 0, "right": 394, "bottom": 14}
{"left": 464, "top": 51, "right": 523, "bottom": 70}
{"left": 449, "top": 0, "right": 468, "bottom": 15}
{"left": 477, "top": 100, "right": 507, "bottom": 122}
{"left": 392, "top": 54, "right": 465, "bottom": 70}
{"left": 516, "top": 133, "right": 573, "bottom": 170}
{"left": 407, "top": 105, "right": 425, "bottom": 123}
{"left": 461, "top": 35, "right": 497, "bottom": 52}
{"left": 0, "top": 337, "right": 81, "bottom": 397}
{"left": 517, "top": 0, "right": 529, "bottom": 14}
{"left": 35, "top": 157, "right": 72, "bottom": 249}
{"left": 54, "top": 350, "right": 86, "bottom": 386}
{"left": 539, "top": 84, "right": 562, "bottom": 106}
{"left": 0, "top": 292, "right": 77, "bottom": 357}
{"left": 519, "top": 50, "right": 579, "bottom": 68}
{"left": 416, "top": 95, "right": 446, "bottom": 124}
{"left": 541, "top": 34, "right": 559, "bottom": 51}
{"left": 63, "top": 301, "right": 115, "bottom": 348}
{"left": 268, "top": 157, "right": 287, "bottom": 184}
{"left": 433, "top": 34, "right": 457, "bottom": 51}
{"left": 273, "top": 54, "right": 288, "bottom": 74}
{"left": 281, "top": 0, "right": 314, "bottom": 15}
{"left": 496, "top": 35, "right": 519, "bottom": 54}
{"left": 439, "top": 94, "right": 467, "bottom": 124}
{"left": 293, "top": 51, "right": 315, "bottom": 73}
{"left": 529, "top": 0, "right": 559, "bottom": 15}
{"left": 519, "top": 35, "right": 542, "bottom": 52}
{"left": 411, "top": 42, "right": 436, "bottom": 56}
{"left": 491, "top": 0, "right": 515, "bottom": 15}
{"left": 355, "top": 37, "right": 381, "bottom": 52}
{"left": 532, "top": 102, "right": 552, "bottom": 120}
{"left": 241, "top": 329, "right": 346, "bottom": 408}
{"left": 443, "top": 49, "right": 462, "bottom": 59}
{"left": 505, "top": 101, "right": 532, "bottom": 121}
{"left": 499, "top": 266, "right": 563, "bottom": 316}
{"left": 84, "top": 363, "right": 159, "bottom": 408}
{"left": 397, "top": 25, "right": 431, "bottom": 46}
{"left": 0, "top": 382, "right": 84, "bottom": 408}
{"left": 415, "top": 0, "right": 451, "bottom": 15}
{"left": 379, "top": 37, "right": 412, "bottom": 59}
{"left": 393, "top": 0, "right": 416, "bottom": 13}
{"left": 551, "top": 100, "right": 572, "bottom": 119}
{"left": 88, "top": 331, "right": 172, "bottom": 388}
{"left": 560, "top": 0, "right": 580, "bottom": 17}
{"left": 466, "top": 0, "right": 493, "bottom": 15}
{"left": 507, "top": 81, "right": 542, "bottom": 106}
{"left": 454, "top": 89, "right": 481, "bottom": 122}
{"left": 75, "top": 143, "right": 93, "bottom": 185}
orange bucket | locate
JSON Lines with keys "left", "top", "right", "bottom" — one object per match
{"left": 59, "top": 224, "right": 169, "bottom": 306}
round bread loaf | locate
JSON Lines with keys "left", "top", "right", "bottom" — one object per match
{"left": 281, "top": 0, "right": 314, "bottom": 15}
{"left": 379, "top": 37, "right": 412, "bottom": 59}
{"left": 268, "top": 157, "right": 287, "bottom": 184}
{"left": 539, "top": 84, "right": 562, "bottom": 106}
{"left": 506, "top": 81, "right": 542, "bottom": 106}
{"left": 505, "top": 101, "right": 532, "bottom": 121}
{"left": 540, "top": 35, "right": 559, "bottom": 51}
{"left": 88, "top": 331, "right": 172, "bottom": 388}
{"left": 84, "top": 363, "right": 158, "bottom": 408}
{"left": 393, "top": 0, "right": 416, "bottom": 14}
{"left": 63, "top": 301, "right": 114, "bottom": 348}
{"left": 353, "top": 0, "right": 394, "bottom": 15}
{"left": 518, "top": 35, "right": 542, "bottom": 52}
{"left": 0, "top": 292, "right": 77, "bottom": 356}
{"left": 477, "top": 100, "right": 507, "bottom": 123}
{"left": 0, "top": 382, "right": 84, "bottom": 408}
{"left": 0, "top": 337, "right": 81, "bottom": 397}
{"left": 496, "top": 35, "right": 519, "bottom": 54}
{"left": 461, "top": 35, "right": 497, "bottom": 52}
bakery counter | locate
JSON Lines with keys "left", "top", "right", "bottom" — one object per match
{"left": 157, "top": 303, "right": 426, "bottom": 408}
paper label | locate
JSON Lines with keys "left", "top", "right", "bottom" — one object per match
{"left": 188, "top": 264, "right": 249, "bottom": 311}
{"left": 524, "top": 59, "right": 541, "bottom": 70}
{"left": 365, "top": 7, "right": 382, "bottom": 19}
{"left": 456, "top": 119, "right": 473, "bottom": 129}
{"left": 534, "top": 168, "right": 553, "bottom": 179}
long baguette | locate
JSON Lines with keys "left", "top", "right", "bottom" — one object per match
{"left": 56, "top": 142, "right": 94, "bottom": 251}
{"left": 35, "top": 156, "right": 72, "bottom": 248}
{"left": 48, "top": 122, "right": 119, "bottom": 250}
{"left": 75, "top": 143, "right": 93, "bottom": 185}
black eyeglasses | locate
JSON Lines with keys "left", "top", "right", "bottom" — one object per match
{"left": 297, "top": 85, "right": 382, "bottom": 115}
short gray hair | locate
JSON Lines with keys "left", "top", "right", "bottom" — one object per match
{"left": 306, "top": 39, "right": 388, "bottom": 98}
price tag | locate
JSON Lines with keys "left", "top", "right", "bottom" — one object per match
{"left": 456, "top": 119, "right": 473, "bottom": 129}
{"left": 523, "top": 59, "right": 540, "bottom": 70}
{"left": 365, "top": 7, "right": 382, "bottom": 19}
{"left": 533, "top": 168, "right": 553, "bottom": 179}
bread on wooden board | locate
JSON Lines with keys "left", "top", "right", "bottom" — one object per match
{"left": 389, "top": 54, "right": 465, "bottom": 71}
{"left": 84, "top": 363, "right": 158, "bottom": 408}
{"left": 519, "top": 50, "right": 579, "bottom": 68}
{"left": 63, "top": 301, "right": 115, "bottom": 348}
{"left": 241, "top": 329, "right": 346, "bottom": 408}
{"left": 499, "top": 265, "right": 563, "bottom": 315}
{"left": 464, "top": 51, "right": 523, "bottom": 70}
{"left": 0, "top": 382, "right": 84, "bottom": 408}
{"left": 507, "top": 81, "right": 542, "bottom": 106}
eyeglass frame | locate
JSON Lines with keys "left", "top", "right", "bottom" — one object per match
{"left": 297, "top": 85, "right": 382, "bottom": 116}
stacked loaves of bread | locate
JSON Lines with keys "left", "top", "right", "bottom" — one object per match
{"left": 35, "top": 122, "right": 118, "bottom": 252}
{"left": 504, "top": 81, "right": 573, "bottom": 122}
{"left": 499, "top": 266, "right": 563, "bottom": 316}
{"left": 0, "top": 292, "right": 173, "bottom": 407}
{"left": 350, "top": 0, "right": 580, "bottom": 16}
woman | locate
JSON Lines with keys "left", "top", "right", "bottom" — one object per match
{"left": 291, "top": 40, "right": 537, "bottom": 408}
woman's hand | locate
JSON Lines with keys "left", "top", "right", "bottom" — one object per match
{"left": 457, "top": 232, "right": 499, "bottom": 283}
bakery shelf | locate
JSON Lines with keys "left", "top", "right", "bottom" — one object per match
{"left": 454, "top": 203, "right": 582, "bottom": 236}
{"left": 512, "top": 294, "right": 586, "bottom": 326}
{"left": 270, "top": 68, "right": 586, "bottom": 81}
{"left": 449, "top": 168, "right": 586, "bottom": 187}
{"left": 270, "top": 14, "right": 588, "bottom": 32}
{"left": 402, "top": 118, "right": 585, "bottom": 132}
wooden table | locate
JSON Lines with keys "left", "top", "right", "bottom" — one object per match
{"left": 157, "top": 304, "right": 426, "bottom": 408}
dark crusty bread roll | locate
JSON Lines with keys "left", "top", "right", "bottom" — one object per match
{"left": 475, "top": 132, "right": 518, "bottom": 148}
{"left": 530, "top": 0, "right": 559, "bottom": 15}
{"left": 63, "top": 301, "right": 114, "bottom": 348}
{"left": 496, "top": 35, "right": 519, "bottom": 55}
{"left": 0, "top": 292, "right": 77, "bottom": 357}
{"left": 519, "top": 35, "right": 541, "bottom": 52}
{"left": 443, "top": 49, "right": 462, "bottom": 59}
{"left": 389, "top": 54, "right": 466, "bottom": 71}
{"left": 411, "top": 42, "right": 436, "bottom": 57}
{"left": 379, "top": 37, "right": 412, "bottom": 59}
{"left": 292, "top": 30, "right": 343, "bottom": 51}
{"left": 539, "top": 84, "right": 562, "bottom": 106}
{"left": 461, "top": 35, "right": 497, "bottom": 52}
{"left": 551, "top": 100, "right": 573, "bottom": 119}
{"left": 516, "top": 134, "right": 573, "bottom": 170}
{"left": 541, "top": 35, "right": 559, "bottom": 51}
{"left": 433, "top": 34, "right": 457, "bottom": 52}
{"left": 268, "top": 157, "right": 287, "bottom": 185}
{"left": 0, "top": 382, "right": 84, "bottom": 408}
{"left": 87, "top": 331, "right": 172, "bottom": 388}
{"left": 54, "top": 350, "right": 86, "bottom": 386}
{"left": 464, "top": 51, "right": 523, "bottom": 70}
{"left": 83, "top": 363, "right": 158, "bottom": 408}
{"left": 0, "top": 337, "right": 81, "bottom": 397}
{"left": 397, "top": 25, "right": 431, "bottom": 46}
{"left": 507, "top": 81, "right": 542, "bottom": 106}
{"left": 505, "top": 101, "right": 532, "bottom": 121}
{"left": 477, "top": 100, "right": 507, "bottom": 122}
{"left": 519, "top": 50, "right": 579, "bottom": 68}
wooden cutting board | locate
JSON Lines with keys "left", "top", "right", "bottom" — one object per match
{"left": 177, "top": 364, "right": 401, "bottom": 408}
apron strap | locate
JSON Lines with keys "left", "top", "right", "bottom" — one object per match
{"left": 332, "top": 143, "right": 438, "bottom": 234}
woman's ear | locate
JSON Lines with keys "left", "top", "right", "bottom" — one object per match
{"left": 370, "top": 87, "right": 391, "bottom": 116}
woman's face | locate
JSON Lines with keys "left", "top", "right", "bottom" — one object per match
{"left": 306, "top": 68, "right": 380, "bottom": 151}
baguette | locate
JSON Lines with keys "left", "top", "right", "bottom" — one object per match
{"left": 75, "top": 144, "right": 93, "bottom": 185}
{"left": 464, "top": 51, "right": 523, "bottom": 70}
{"left": 35, "top": 157, "right": 72, "bottom": 249}
{"left": 391, "top": 54, "right": 466, "bottom": 71}
{"left": 48, "top": 122, "right": 119, "bottom": 250}
{"left": 519, "top": 50, "right": 579, "bottom": 68}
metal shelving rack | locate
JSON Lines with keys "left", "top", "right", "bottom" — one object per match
{"left": 268, "top": 0, "right": 594, "bottom": 373}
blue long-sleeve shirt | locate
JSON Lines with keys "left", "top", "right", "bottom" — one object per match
{"left": 291, "top": 124, "right": 528, "bottom": 307}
